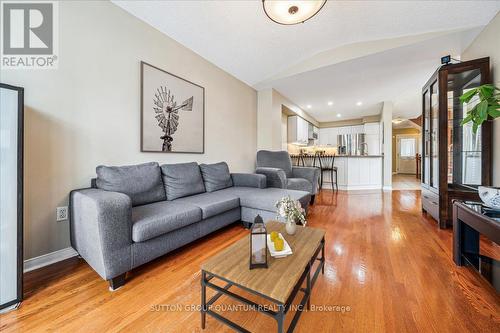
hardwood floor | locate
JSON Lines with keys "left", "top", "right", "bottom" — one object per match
{"left": 392, "top": 174, "right": 421, "bottom": 190}
{"left": 1, "top": 190, "right": 499, "bottom": 332}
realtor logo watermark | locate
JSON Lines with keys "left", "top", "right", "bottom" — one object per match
{"left": 1, "top": 1, "right": 58, "bottom": 69}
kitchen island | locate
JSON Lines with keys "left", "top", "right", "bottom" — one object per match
{"left": 290, "top": 154, "right": 383, "bottom": 190}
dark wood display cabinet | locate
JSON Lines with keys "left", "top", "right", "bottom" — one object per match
{"left": 421, "top": 58, "right": 492, "bottom": 229}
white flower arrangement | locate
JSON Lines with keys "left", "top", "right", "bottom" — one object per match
{"left": 275, "top": 196, "right": 306, "bottom": 226}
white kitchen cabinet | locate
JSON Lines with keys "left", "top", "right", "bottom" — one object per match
{"left": 365, "top": 134, "right": 380, "bottom": 155}
{"left": 288, "top": 116, "right": 309, "bottom": 145}
{"left": 319, "top": 127, "right": 338, "bottom": 146}
{"left": 359, "top": 159, "right": 372, "bottom": 184}
{"left": 318, "top": 128, "right": 328, "bottom": 146}
{"left": 334, "top": 157, "right": 346, "bottom": 185}
{"left": 328, "top": 127, "right": 338, "bottom": 146}
{"left": 337, "top": 126, "right": 351, "bottom": 135}
{"left": 319, "top": 122, "right": 382, "bottom": 153}
{"left": 336, "top": 157, "right": 383, "bottom": 190}
{"left": 363, "top": 122, "right": 381, "bottom": 155}
{"left": 347, "top": 158, "right": 361, "bottom": 184}
{"left": 368, "top": 158, "right": 383, "bottom": 185}
{"left": 319, "top": 156, "right": 382, "bottom": 190}
{"left": 364, "top": 122, "right": 380, "bottom": 134}
{"left": 351, "top": 125, "right": 365, "bottom": 134}
{"left": 299, "top": 118, "right": 308, "bottom": 143}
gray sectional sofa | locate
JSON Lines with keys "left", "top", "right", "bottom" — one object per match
{"left": 70, "top": 161, "right": 310, "bottom": 290}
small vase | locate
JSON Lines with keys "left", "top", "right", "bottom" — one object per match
{"left": 285, "top": 220, "right": 297, "bottom": 235}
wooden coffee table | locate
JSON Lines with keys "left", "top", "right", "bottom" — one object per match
{"left": 201, "top": 221, "right": 325, "bottom": 333}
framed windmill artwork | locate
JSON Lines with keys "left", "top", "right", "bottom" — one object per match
{"left": 141, "top": 62, "right": 205, "bottom": 153}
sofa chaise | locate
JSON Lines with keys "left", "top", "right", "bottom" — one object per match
{"left": 70, "top": 161, "right": 310, "bottom": 290}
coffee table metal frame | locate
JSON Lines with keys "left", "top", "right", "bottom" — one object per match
{"left": 201, "top": 237, "right": 325, "bottom": 333}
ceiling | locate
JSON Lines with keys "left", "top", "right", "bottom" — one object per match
{"left": 269, "top": 27, "right": 482, "bottom": 121}
{"left": 113, "top": 0, "right": 500, "bottom": 121}
{"left": 393, "top": 119, "right": 421, "bottom": 130}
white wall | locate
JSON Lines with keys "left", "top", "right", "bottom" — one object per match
{"left": 257, "top": 89, "right": 278, "bottom": 150}
{"left": 257, "top": 88, "right": 318, "bottom": 150}
{"left": 281, "top": 113, "right": 288, "bottom": 150}
{"left": 0, "top": 1, "right": 257, "bottom": 259}
{"left": 461, "top": 12, "right": 500, "bottom": 186}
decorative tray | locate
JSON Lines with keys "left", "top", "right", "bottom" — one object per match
{"left": 267, "top": 233, "right": 293, "bottom": 258}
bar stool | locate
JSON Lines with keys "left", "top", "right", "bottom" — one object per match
{"left": 314, "top": 153, "right": 338, "bottom": 191}
{"left": 297, "top": 152, "right": 305, "bottom": 166}
{"left": 291, "top": 154, "right": 301, "bottom": 166}
{"left": 302, "top": 154, "right": 315, "bottom": 167}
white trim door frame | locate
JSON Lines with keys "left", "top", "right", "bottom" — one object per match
{"left": 396, "top": 134, "right": 420, "bottom": 174}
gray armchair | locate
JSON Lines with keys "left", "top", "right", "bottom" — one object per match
{"left": 256, "top": 150, "right": 320, "bottom": 204}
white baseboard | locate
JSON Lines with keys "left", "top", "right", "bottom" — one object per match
{"left": 24, "top": 247, "right": 78, "bottom": 273}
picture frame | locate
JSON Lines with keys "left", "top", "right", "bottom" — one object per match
{"left": 140, "top": 61, "right": 205, "bottom": 153}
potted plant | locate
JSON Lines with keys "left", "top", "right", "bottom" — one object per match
{"left": 460, "top": 84, "right": 500, "bottom": 133}
{"left": 276, "top": 196, "right": 306, "bottom": 235}
{"left": 460, "top": 84, "right": 500, "bottom": 204}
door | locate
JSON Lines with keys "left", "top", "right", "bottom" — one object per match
{"left": 396, "top": 135, "right": 419, "bottom": 174}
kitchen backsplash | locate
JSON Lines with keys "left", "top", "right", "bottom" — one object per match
{"left": 287, "top": 144, "right": 338, "bottom": 155}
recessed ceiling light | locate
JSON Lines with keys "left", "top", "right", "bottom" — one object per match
{"left": 356, "top": 101, "right": 363, "bottom": 106}
{"left": 328, "top": 101, "right": 333, "bottom": 106}
{"left": 307, "top": 105, "right": 312, "bottom": 109}
{"left": 336, "top": 113, "right": 341, "bottom": 118}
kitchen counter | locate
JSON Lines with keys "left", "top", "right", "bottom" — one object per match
{"left": 335, "top": 156, "right": 383, "bottom": 190}
{"left": 290, "top": 154, "right": 383, "bottom": 190}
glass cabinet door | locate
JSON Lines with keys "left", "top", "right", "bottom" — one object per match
{"left": 423, "top": 90, "right": 430, "bottom": 186}
{"left": 446, "top": 68, "right": 482, "bottom": 187}
{"left": 430, "top": 81, "right": 439, "bottom": 189}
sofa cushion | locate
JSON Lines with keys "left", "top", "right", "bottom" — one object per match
{"left": 287, "top": 178, "right": 313, "bottom": 193}
{"left": 219, "top": 187, "right": 310, "bottom": 212}
{"left": 161, "top": 162, "right": 205, "bottom": 200}
{"left": 174, "top": 191, "right": 240, "bottom": 219}
{"left": 199, "top": 162, "right": 233, "bottom": 192}
{"left": 96, "top": 162, "right": 166, "bottom": 207}
{"left": 131, "top": 201, "right": 202, "bottom": 242}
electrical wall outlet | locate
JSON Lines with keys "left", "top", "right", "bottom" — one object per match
{"left": 56, "top": 206, "right": 68, "bottom": 222}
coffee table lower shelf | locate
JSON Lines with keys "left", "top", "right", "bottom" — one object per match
{"left": 201, "top": 238, "right": 325, "bottom": 333}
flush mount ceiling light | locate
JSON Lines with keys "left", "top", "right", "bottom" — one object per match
{"left": 306, "top": 104, "right": 312, "bottom": 109}
{"left": 356, "top": 101, "right": 363, "bottom": 106}
{"left": 392, "top": 118, "right": 405, "bottom": 124}
{"left": 336, "top": 113, "right": 341, "bottom": 117}
{"left": 262, "top": 0, "right": 327, "bottom": 25}
{"left": 328, "top": 101, "right": 333, "bottom": 106}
